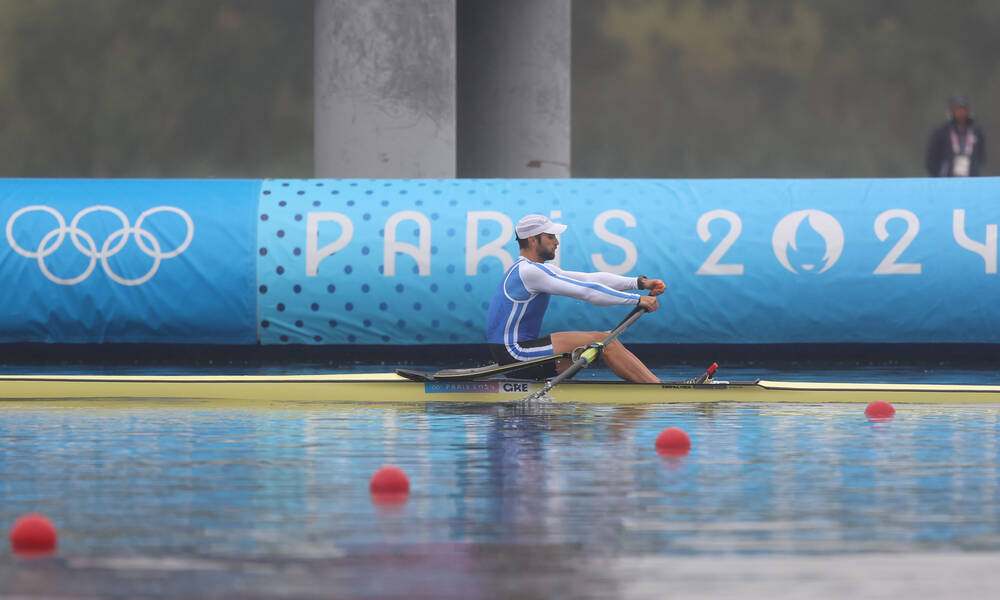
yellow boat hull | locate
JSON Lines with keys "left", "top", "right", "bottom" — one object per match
{"left": 1, "top": 373, "right": 1000, "bottom": 407}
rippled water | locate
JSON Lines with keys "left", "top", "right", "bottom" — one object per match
{"left": 3, "top": 382, "right": 1000, "bottom": 597}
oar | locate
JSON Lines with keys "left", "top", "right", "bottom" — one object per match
{"left": 520, "top": 305, "right": 647, "bottom": 402}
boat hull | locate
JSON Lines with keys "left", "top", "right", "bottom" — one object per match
{"left": 1, "top": 373, "right": 1000, "bottom": 406}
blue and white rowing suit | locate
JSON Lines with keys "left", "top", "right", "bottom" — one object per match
{"left": 486, "top": 257, "right": 641, "bottom": 364}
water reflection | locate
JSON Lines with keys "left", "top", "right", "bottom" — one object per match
{"left": 2, "top": 402, "right": 1000, "bottom": 596}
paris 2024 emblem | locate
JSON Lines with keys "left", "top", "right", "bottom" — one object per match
{"left": 771, "top": 209, "right": 844, "bottom": 274}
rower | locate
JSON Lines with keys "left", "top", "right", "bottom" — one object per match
{"left": 485, "top": 214, "right": 667, "bottom": 383}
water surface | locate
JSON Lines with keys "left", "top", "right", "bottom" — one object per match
{"left": 2, "top": 386, "right": 1000, "bottom": 597}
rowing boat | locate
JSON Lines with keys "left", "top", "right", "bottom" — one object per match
{"left": 2, "top": 372, "right": 1000, "bottom": 406}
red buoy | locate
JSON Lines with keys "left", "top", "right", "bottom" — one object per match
{"left": 370, "top": 466, "right": 410, "bottom": 493}
{"left": 655, "top": 427, "right": 691, "bottom": 457}
{"left": 865, "top": 400, "right": 896, "bottom": 419}
{"left": 10, "top": 513, "right": 57, "bottom": 557}
{"left": 370, "top": 466, "right": 410, "bottom": 506}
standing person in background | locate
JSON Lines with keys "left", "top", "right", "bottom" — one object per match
{"left": 925, "top": 93, "right": 987, "bottom": 177}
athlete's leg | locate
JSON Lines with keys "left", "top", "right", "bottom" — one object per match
{"left": 550, "top": 331, "right": 659, "bottom": 383}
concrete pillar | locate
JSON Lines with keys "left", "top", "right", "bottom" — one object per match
{"left": 314, "top": 0, "right": 456, "bottom": 178}
{"left": 457, "top": 0, "right": 572, "bottom": 178}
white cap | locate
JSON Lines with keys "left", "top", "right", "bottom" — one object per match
{"left": 515, "top": 214, "right": 567, "bottom": 238}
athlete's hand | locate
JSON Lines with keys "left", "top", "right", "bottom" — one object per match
{"left": 638, "top": 295, "right": 659, "bottom": 312}
{"left": 643, "top": 278, "right": 666, "bottom": 296}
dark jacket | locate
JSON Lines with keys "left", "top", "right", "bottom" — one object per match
{"left": 925, "top": 118, "right": 987, "bottom": 176}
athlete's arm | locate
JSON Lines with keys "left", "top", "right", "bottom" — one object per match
{"left": 547, "top": 264, "right": 638, "bottom": 291}
{"left": 551, "top": 264, "right": 667, "bottom": 297}
{"left": 520, "top": 262, "right": 640, "bottom": 306}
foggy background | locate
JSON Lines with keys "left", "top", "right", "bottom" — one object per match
{"left": 1, "top": 0, "right": 996, "bottom": 179}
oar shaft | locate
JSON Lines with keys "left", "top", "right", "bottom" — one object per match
{"left": 529, "top": 306, "right": 648, "bottom": 398}
{"left": 609, "top": 304, "right": 645, "bottom": 332}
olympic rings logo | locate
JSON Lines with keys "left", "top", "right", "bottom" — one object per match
{"left": 5, "top": 205, "right": 194, "bottom": 286}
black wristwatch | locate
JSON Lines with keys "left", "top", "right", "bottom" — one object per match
{"left": 636, "top": 275, "right": 647, "bottom": 290}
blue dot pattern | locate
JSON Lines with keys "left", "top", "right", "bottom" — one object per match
{"left": 256, "top": 178, "right": 633, "bottom": 345}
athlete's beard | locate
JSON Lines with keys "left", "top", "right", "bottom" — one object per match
{"left": 538, "top": 246, "right": 556, "bottom": 261}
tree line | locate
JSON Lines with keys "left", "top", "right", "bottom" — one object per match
{"left": 1, "top": 0, "right": 997, "bottom": 178}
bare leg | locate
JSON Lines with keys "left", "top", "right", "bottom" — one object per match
{"left": 550, "top": 331, "right": 660, "bottom": 383}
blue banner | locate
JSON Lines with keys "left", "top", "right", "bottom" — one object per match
{"left": 0, "top": 179, "right": 259, "bottom": 343}
{"left": 3, "top": 177, "right": 999, "bottom": 347}
{"left": 256, "top": 178, "right": 1000, "bottom": 346}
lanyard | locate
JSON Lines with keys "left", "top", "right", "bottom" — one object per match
{"left": 950, "top": 128, "right": 976, "bottom": 156}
